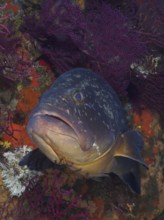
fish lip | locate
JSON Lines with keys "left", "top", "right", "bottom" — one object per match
{"left": 32, "top": 132, "right": 61, "bottom": 164}
{"left": 32, "top": 110, "right": 92, "bottom": 151}
{"left": 37, "top": 113, "right": 73, "bottom": 131}
{"left": 33, "top": 110, "right": 76, "bottom": 132}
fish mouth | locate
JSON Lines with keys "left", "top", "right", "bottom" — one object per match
{"left": 32, "top": 111, "right": 78, "bottom": 140}
{"left": 27, "top": 109, "right": 94, "bottom": 155}
{"left": 27, "top": 109, "right": 107, "bottom": 165}
{"left": 29, "top": 110, "right": 94, "bottom": 152}
{"left": 29, "top": 132, "right": 61, "bottom": 164}
{"left": 27, "top": 110, "right": 79, "bottom": 163}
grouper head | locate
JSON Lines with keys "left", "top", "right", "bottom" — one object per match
{"left": 27, "top": 68, "right": 122, "bottom": 165}
{"left": 20, "top": 68, "right": 147, "bottom": 193}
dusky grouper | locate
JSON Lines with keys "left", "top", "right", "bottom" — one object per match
{"left": 19, "top": 68, "right": 147, "bottom": 193}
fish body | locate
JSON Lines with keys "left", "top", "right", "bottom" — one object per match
{"left": 19, "top": 68, "right": 147, "bottom": 193}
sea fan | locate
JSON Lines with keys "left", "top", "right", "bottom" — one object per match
{"left": 112, "top": 0, "right": 164, "bottom": 49}
{"left": 120, "top": 0, "right": 164, "bottom": 122}
{"left": 133, "top": 0, "right": 164, "bottom": 49}
{"left": 21, "top": 0, "right": 164, "bottom": 121}
{"left": 21, "top": 0, "right": 145, "bottom": 95}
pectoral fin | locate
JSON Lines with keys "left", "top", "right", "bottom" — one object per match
{"left": 114, "top": 130, "right": 148, "bottom": 168}
{"left": 109, "top": 157, "right": 141, "bottom": 194}
{"left": 107, "top": 130, "right": 148, "bottom": 193}
{"left": 19, "top": 149, "right": 57, "bottom": 171}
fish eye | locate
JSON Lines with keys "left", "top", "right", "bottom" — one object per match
{"left": 72, "top": 90, "right": 84, "bottom": 103}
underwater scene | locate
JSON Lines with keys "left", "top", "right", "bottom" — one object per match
{"left": 0, "top": 0, "right": 164, "bottom": 219}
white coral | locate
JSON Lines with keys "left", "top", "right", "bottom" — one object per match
{"left": 0, "top": 145, "right": 42, "bottom": 197}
